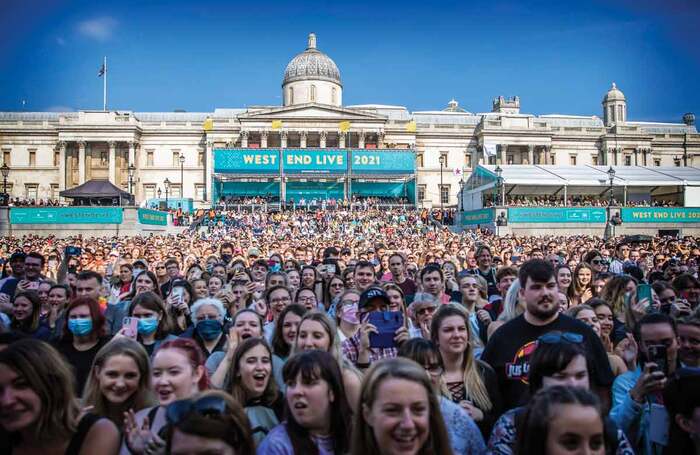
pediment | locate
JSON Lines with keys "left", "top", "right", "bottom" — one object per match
{"left": 238, "top": 103, "right": 386, "bottom": 121}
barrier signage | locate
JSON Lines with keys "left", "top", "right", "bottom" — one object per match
{"left": 284, "top": 150, "right": 346, "bottom": 173}
{"left": 351, "top": 150, "right": 415, "bottom": 174}
{"left": 138, "top": 208, "right": 168, "bottom": 226}
{"left": 214, "top": 149, "right": 279, "bottom": 173}
{"left": 621, "top": 207, "right": 700, "bottom": 223}
{"left": 10, "top": 207, "right": 123, "bottom": 224}
{"left": 507, "top": 207, "right": 606, "bottom": 223}
{"left": 459, "top": 208, "right": 495, "bottom": 225}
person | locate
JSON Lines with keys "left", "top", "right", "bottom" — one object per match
{"left": 515, "top": 385, "right": 611, "bottom": 455}
{"left": 10, "top": 290, "right": 51, "bottom": 340}
{"left": 421, "top": 264, "right": 459, "bottom": 304}
{"left": 458, "top": 274, "right": 490, "bottom": 350}
{"left": 387, "top": 253, "right": 417, "bottom": 298}
{"left": 81, "top": 337, "right": 155, "bottom": 430}
{"left": 123, "top": 291, "right": 177, "bottom": 356}
{"left": 487, "top": 279, "right": 523, "bottom": 339}
{"left": 167, "top": 279, "right": 194, "bottom": 334}
{"left": 567, "top": 304, "right": 628, "bottom": 376}
{"left": 431, "top": 303, "right": 500, "bottom": 436}
{"left": 270, "top": 304, "right": 307, "bottom": 377}
{"left": 334, "top": 289, "right": 360, "bottom": 343}
{"left": 207, "top": 275, "right": 224, "bottom": 297}
{"left": 397, "top": 338, "right": 486, "bottom": 455}
{"left": 481, "top": 259, "right": 614, "bottom": 410}
{"left": 55, "top": 296, "right": 112, "bottom": 393}
{"left": 181, "top": 297, "right": 228, "bottom": 358}
{"left": 162, "top": 390, "right": 255, "bottom": 455}
{"left": 556, "top": 264, "right": 573, "bottom": 306}
{"left": 663, "top": 368, "right": 700, "bottom": 455}
{"left": 570, "top": 262, "right": 594, "bottom": 306}
{"left": 2, "top": 252, "right": 44, "bottom": 303}
{"left": 0, "top": 339, "right": 121, "bottom": 454}
{"left": 160, "top": 258, "right": 181, "bottom": 298}
{"left": 225, "top": 337, "right": 284, "bottom": 445}
{"left": 105, "top": 270, "right": 161, "bottom": 336}
{"left": 122, "top": 338, "right": 208, "bottom": 455}
{"left": 484, "top": 266, "right": 517, "bottom": 318}
{"left": 677, "top": 314, "right": 700, "bottom": 368}
{"left": 264, "top": 285, "right": 294, "bottom": 341}
{"left": 611, "top": 312, "right": 680, "bottom": 455}
{"left": 47, "top": 283, "right": 72, "bottom": 340}
{"left": 351, "top": 357, "right": 452, "bottom": 455}
{"left": 257, "top": 350, "right": 354, "bottom": 455}
{"left": 474, "top": 245, "right": 498, "bottom": 297}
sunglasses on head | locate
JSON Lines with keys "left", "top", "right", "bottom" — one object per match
{"left": 538, "top": 331, "right": 584, "bottom": 345}
{"left": 166, "top": 396, "right": 229, "bottom": 425}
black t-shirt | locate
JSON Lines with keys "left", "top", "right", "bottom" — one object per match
{"left": 477, "top": 267, "right": 499, "bottom": 297}
{"left": 481, "top": 314, "right": 614, "bottom": 410}
{"left": 395, "top": 278, "right": 417, "bottom": 299}
{"left": 56, "top": 337, "right": 110, "bottom": 393}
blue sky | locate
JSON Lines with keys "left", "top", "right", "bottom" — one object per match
{"left": 0, "top": 0, "right": 698, "bottom": 122}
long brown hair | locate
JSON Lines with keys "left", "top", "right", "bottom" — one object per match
{"left": 226, "top": 337, "right": 278, "bottom": 406}
{"left": 11, "top": 290, "right": 42, "bottom": 333}
{"left": 128, "top": 291, "right": 174, "bottom": 339}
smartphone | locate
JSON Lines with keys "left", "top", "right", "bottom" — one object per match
{"left": 171, "top": 287, "right": 184, "bottom": 304}
{"left": 637, "top": 284, "right": 653, "bottom": 311}
{"left": 647, "top": 344, "right": 668, "bottom": 375}
{"left": 122, "top": 317, "right": 139, "bottom": 338}
{"left": 65, "top": 246, "right": 82, "bottom": 257}
{"left": 26, "top": 281, "right": 40, "bottom": 291}
{"left": 367, "top": 311, "right": 404, "bottom": 349}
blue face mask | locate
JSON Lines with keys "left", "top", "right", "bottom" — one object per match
{"left": 137, "top": 317, "right": 159, "bottom": 336}
{"left": 196, "top": 319, "right": 223, "bottom": 341}
{"left": 68, "top": 318, "right": 93, "bottom": 337}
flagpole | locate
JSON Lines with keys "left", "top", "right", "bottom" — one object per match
{"left": 103, "top": 56, "right": 107, "bottom": 111}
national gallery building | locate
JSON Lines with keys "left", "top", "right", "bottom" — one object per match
{"left": 0, "top": 33, "right": 697, "bottom": 208}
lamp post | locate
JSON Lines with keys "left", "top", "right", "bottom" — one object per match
{"left": 1, "top": 163, "right": 9, "bottom": 206}
{"left": 495, "top": 165, "right": 503, "bottom": 206}
{"left": 127, "top": 163, "right": 136, "bottom": 196}
{"left": 179, "top": 153, "right": 185, "bottom": 197}
{"left": 458, "top": 176, "right": 465, "bottom": 212}
{"left": 606, "top": 166, "right": 616, "bottom": 240}
{"left": 164, "top": 178, "right": 171, "bottom": 208}
{"left": 607, "top": 166, "right": 616, "bottom": 207}
{"left": 439, "top": 154, "right": 446, "bottom": 210}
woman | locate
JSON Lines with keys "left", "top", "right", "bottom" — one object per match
{"left": 487, "top": 280, "right": 523, "bottom": 339}
{"left": 123, "top": 338, "right": 208, "bottom": 455}
{"left": 287, "top": 269, "right": 301, "bottom": 295}
{"left": 584, "top": 250, "right": 608, "bottom": 276}
{"left": 167, "top": 279, "right": 194, "bottom": 334}
{"left": 37, "top": 279, "right": 54, "bottom": 317}
{"left": 258, "top": 350, "right": 353, "bottom": 455}
{"left": 301, "top": 266, "right": 318, "bottom": 289}
{"left": 226, "top": 338, "right": 284, "bottom": 445}
{"left": 600, "top": 275, "right": 639, "bottom": 338}
{"left": 183, "top": 298, "right": 228, "bottom": 358}
{"left": 570, "top": 262, "right": 594, "bottom": 306}
{"left": 11, "top": 290, "right": 51, "bottom": 340}
{"left": 567, "top": 304, "right": 627, "bottom": 376}
{"left": 162, "top": 390, "right": 255, "bottom": 455}
{"left": 398, "top": 338, "right": 486, "bottom": 455}
{"left": 293, "top": 311, "right": 363, "bottom": 412}
{"left": 111, "top": 263, "right": 133, "bottom": 302}
{"left": 458, "top": 275, "right": 489, "bottom": 351}
{"left": 82, "top": 337, "right": 155, "bottom": 430}
{"left": 47, "top": 283, "right": 72, "bottom": 339}
{"left": 334, "top": 289, "right": 361, "bottom": 343}
{"left": 295, "top": 287, "right": 319, "bottom": 311}
{"left": 106, "top": 271, "right": 162, "bottom": 336}
{"left": 0, "top": 339, "right": 120, "bottom": 454}
{"left": 207, "top": 275, "right": 224, "bottom": 297}
{"left": 351, "top": 357, "right": 452, "bottom": 455}
{"left": 488, "top": 334, "right": 632, "bottom": 455}
{"left": 125, "top": 291, "right": 177, "bottom": 357}
{"left": 190, "top": 277, "right": 208, "bottom": 301}
{"left": 185, "top": 263, "right": 204, "bottom": 282}
{"left": 55, "top": 297, "right": 112, "bottom": 393}
{"left": 271, "top": 304, "right": 307, "bottom": 361}
{"left": 556, "top": 265, "right": 573, "bottom": 305}
{"left": 431, "top": 303, "right": 500, "bottom": 436}
{"left": 322, "top": 275, "right": 345, "bottom": 311}
{"left": 382, "top": 283, "right": 405, "bottom": 313}
{"left": 209, "top": 308, "right": 265, "bottom": 388}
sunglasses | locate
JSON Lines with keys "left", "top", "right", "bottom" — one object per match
{"left": 538, "top": 331, "right": 583, "bottom": 345}
{"left": 591, "top": 259, "right": 606, "bottom": 265}
{"left": 166, "top": 395, "right": 230, "bottom": 425}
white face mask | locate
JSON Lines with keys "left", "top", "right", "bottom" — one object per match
{"left": 133, "top": 267, "right": 145, "bottom": 276}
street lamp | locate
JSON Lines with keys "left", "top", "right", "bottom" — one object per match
{"left": 179, "top": 153, "right": 185, "bottom": 197}
{"left": 495, "top": 165, "right": 503, "bottom": 206}
{"left": 1, "top": 163, "right": 9, "bottom": 206}
{"left": 607, "top": 166, "right": 616, "bottom": 206}
{"left": 164, "top": 178, "right": 171, "bottom": 208}
{"left": 458, "top": 176, "right": 465, "bottom": 212}
{"left": 438, "top": 154, "right": 446, "bottom": 210}
{"left": 127, "top": 163, "right": 136, "bottom": 196}
{"left": 157, "top": 187, "right": 162, "bottom": 200}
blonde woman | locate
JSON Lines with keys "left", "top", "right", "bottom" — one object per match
{"left": 487, "top": 279, "right": 524, "bottom": 339}
{"left": 431, "top": 303, "right": 501, "bottom": 437}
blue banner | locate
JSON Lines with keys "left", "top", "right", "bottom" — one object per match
{"left": 283, "top": 150, "right": 347, "bottom": 173}
{"left": 10, "top": 207, "right": 123, "bottom": 224}
{"left": 214, "top": 149, "right": 279, "bottom": 173}
{"left": 351, "top": 150, "right": 415, "bottom": 174}
{"left": 621, "top": 207, "right": 700, "bottom": 223}
{"left": 459, "top": 208, "right": 495, "bottom": 225}
{"left": 508, "top": 207, "right": 607, "bottom": 223}
{"left": 138, "top": 208, "right": 168, "bottom": 226}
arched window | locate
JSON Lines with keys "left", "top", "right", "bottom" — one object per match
{"left": 617, "top": 105, "right": 624, "bottom": 123}
{"left": 332, "top": 87, "right": 337, "bottom": 105}
{"left": 310, "top": 85, "right": 316, "bottom": 102}
{"left": 289, "top": 87, "right": 294, "bottom": 104}
{"left": 609, "top": 105, "right": 615, "bottom": 123}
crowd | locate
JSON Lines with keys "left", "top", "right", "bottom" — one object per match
{"left": 0, "top": 208, "right": 698, "bottom": 454}
{"left": 484, "top": 194, "right": 680, "bottom": 208}
{"left": 5, "top": 197, "right": 62, "bottom": 207}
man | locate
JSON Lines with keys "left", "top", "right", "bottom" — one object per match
{"left": 672, "top": 273, "right": 700, "bottom": 310}
{"left": 0, "top": 252, "right": 26, "bottom": 307}
{"left": 485, "top": 266, "right": 518, "bottom": 318}
{"left": 609, "top": 242, "right": 631, "bottom": 274}
{"left": 420, "top": 264, "right": 459, "bottom": 304}
{"left": 5, "top": 252, "right": 45, "bottom": 301}
{"left": 611, "top": 313, "right": 679, "bottom": 454}
{"left": 387, "top": 253, "right": 417, "bottom": 299}
{"left": 353, "top": 260, "right": 377, "bottom": 292}
{"left": 481, "top": 259, "right": 613, "bottom": 410}
{"left": 263, "top": 285, "right": 293, "bottom": 341}
{"left": 474, "top": 245, "right": 498, "bottom": 297}
{"left": 678, "top": 314, "right": 700, "bottom": 368}
{"left": 75, "top": 270, "right": 103, "bottom": 300}
{"left": 219, "top": 242, "right": 235, "bottom": 264}
{"left": 160, "top": 258, "right": 181, "bottom": 298}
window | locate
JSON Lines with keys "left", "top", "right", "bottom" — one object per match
{"left": 416, "top": 152, "right": 424, "bottom": 168}
{"left": 2, "top": 149, "right": 10, "bottom": 166}
{"left": 624, "top": 155, "right": 632, "bottom": 166}
{"left": 617, "top": 105, "right": 624, "bottom": 122}
{"left": 440, "top": 185, "right": 450, "bottom": 204}
{"left": 332, "top": 87, "right": 337, "bottom": 104}
{"left": 440, "top": 151, "right": 448, "bottom": 167}
{"left": 146, "top": 150, "right": 154, "bottom": 166}
{"left": 466, "top": 153, "right": 473, "bottom": 169}
{"left": 289, "top": 87, "right": 294, "bottom": 104}
{"left": 310, "top": 85, "right": 316, "bottom": 102}
{"left": 25, "top": 183, "right": 38, "bottom": 200}
{"left": 54, "top": 151, "right": 60, "bottom": 167}
{"left": 550, "top": 153, "right": 556, "bottom": 165}
{"left": 198, "top": 150, "right": 205, "bottom": 166}
{"left": 172, "top": 150, "right": 181, "bottom": 167}
{"left": 170, "top": 184, "right": 182, "bottom": 198}
{"left": 592, "top": 155, "right": 598, "bottom": 166}
{"left": 609, "top": 106, "right": 615, "bottom": 123}
{"left": 569, "top": 155, "right": 577, "bottom": 166}
{"left": 654, "top": 158, "right": 661, "bottom": 167}
{"left": 417, "top": 184, "right": 426, "bottom": 201}
{"left": 28, "top": 149, "right": 36, "bottom": 167}
{"left": 50, "top": 184, "right": 59, "bottom": 200}
{"left": 506, "top": 155, "right": 514, "bottom": 165}
{"left": 143, "top": 184, "right": 156, "bottom": 200}
{"left": 195, "top": 184, "right": 205, "bottom": 201}
{"left": 100, "top": 151, "right": 108, "bottom": 166}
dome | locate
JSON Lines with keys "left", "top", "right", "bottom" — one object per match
{"left": 283, "top": 33, "right": 342, "bottom": 87}
{"left": 443, "top": 98, "right": 467, "bottom": 113}
{"left": 603, "top": 82, "right": 625, "bottom": 102}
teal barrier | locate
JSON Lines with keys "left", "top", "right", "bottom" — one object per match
{"left": 459, "top": 208, "right": 495, "bottom": 225}
{"left": 508, "top": 207, "right": 607, "bottom": 223}
{"left": 351, "top": 181, "right": 408, "bottom": 198}
{"left": 621, "top": 207, "right": 700, "bottom": 223}
{"left": 284, "top": 149, "right": 346, "bottom": 173}
{"left": 10, "top": 207, "right": 123, "bottom": 224}
{"left": 286, "top": 181, "right": 344, "bottom": 201}
{"left": 351, "top": 150, "right": 415, "bottom": 173}
{"left": 214, "top": 149, "right": 279, "bottom": 173}
{"left": 146, "top": 198, "right": 194, "bottom": 212}
{"left": 137, "top": 208, "right": 168, "bottom": 226}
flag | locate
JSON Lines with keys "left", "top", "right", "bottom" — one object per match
{"left": 271, "top": 120, "right": 283, "bottom": 130}
{"left": 98, "top": 62, "right": 106, "bottom": 77}
{"left": 203, "top": 118, "right": 213, "bottom": 131}
{"left": 483, "top": 143, "right": 497, "bottom": 156}
{"left": 338, "top": 121, "right": 351, "bottom": 132}
{"left": 405, "top": 120, "right": 416, "bottom": 132}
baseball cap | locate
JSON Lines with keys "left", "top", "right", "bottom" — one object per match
{"left": 359, "top": 287, "right": 390, "bottom": 309}
{"left": 247, "top": 247, "right": 261, "bottom": 258}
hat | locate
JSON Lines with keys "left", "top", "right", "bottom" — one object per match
{"left": 359, "top": 287, "right": 390, "bottom": 309}
{"left": 247, "top": 247, "right": 261, "bottom": 257}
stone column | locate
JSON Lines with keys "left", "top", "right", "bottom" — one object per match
{"left": 261, "top": 131, "right": 268, "bottom": 148}
{"left": 240, "top": 131, "right": 248, "bottom": 148}
{"left": 358, "top": 131, "right": 365, "bottom": 149}
{"left": 546, "top": 146, "right": 554, "bottom": 165}
{"left": 78, "top": 141, "right": 86, "bottom": 184}
{"left": 300, "top": 131, "right": 307, "bottom": 148}
{"left": 281, "top": 131, "right": 288, "bottom": 148}
{"left": 614, "top": 147, "right": 620, "bottom": 165}
{"left": 527, "top": 145, "right": 534, "bottom": 165}
{"left": 108, "top": 141, "right": 117, "bottom": 184}
{"left": 57, "top": 141, "right": 66, "bottom": 191}
{"left": 319, "top": 131, "right": 327, "bottom": 148}
{"left": 377, "top": 131, "right": 385, "bottom": 149}
{"left": 498, "top": 144, "right": 506, "bottom": 165}
{"left": 339, "top": 132, "right": 346, "bottom": 148}
{"left": 205, "top": 141, "right": 213, "bottom": 202}
{"left": 643, "top": 148, "right": 649, "bottom": 166}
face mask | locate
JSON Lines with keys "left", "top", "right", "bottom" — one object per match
{"left": 341, "top": 303, "right": 359, "bottom": 325}
{"left": 221, "top": 254, "right": 232, "bottom": 264}
{"left": 137, "top": 317, "right": 159, "bottom": 336}
{"left": 269, "top": 263, "right": 281, "bottom": 273}
{"left": 196, "top": 319, "right": 223, "bottom": 341}
{"left": 68, "top": 318, "right": 93, "bottom": 337}
{"left": 133, "top": 267, "right": 145, "bottom": 276}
